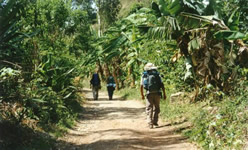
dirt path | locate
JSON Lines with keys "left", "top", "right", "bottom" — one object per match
{"left": 56, "top": 88, "right": 198, "bottom": 150}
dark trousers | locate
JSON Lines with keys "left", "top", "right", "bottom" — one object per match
{"left": 107, "top": 86, "right": 115, "bottom": 100}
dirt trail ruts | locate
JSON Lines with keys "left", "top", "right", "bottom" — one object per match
{"left": 56, "top": 88, "right": 198, "bottom": 150}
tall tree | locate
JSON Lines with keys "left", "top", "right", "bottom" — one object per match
{"left": 94, "top": 0, "right": 121, "bottom": 80}
{"left": 96, "top": 0, "right": 121, "bottom": 33}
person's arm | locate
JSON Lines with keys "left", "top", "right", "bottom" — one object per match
{"left": 159, "top": 75, "right": 166, "bottom": 100}
{"left": 140, "top": 75, "right": 145, "bottom": 100}
{"left": 161, "top": 84, "right": 166, "bottom": 100}
{"left": 90, "top": 77, "right": 93, "bottom": 88}
{"left": 140, "top": 85, "right": 145, "bottom": 100}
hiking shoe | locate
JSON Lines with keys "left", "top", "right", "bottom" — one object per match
{"left": 153, "top": 123, "right": 159, "bottom": 127}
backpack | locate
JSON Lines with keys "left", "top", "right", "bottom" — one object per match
{"left": 91, "top": 73, "right": 100, "bottom": 86}
{"left": 107, "top": 76, "right": 116, "bottom": 88}
{"left": 107, "top": 76, "right": 115, "bottom": 84}
{"left": 143, "top": 70, "right": 162, "bottom": 93}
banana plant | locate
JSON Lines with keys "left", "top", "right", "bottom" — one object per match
{"left": 149, "top": 0, "right": 247, "bottom": 95}
{"left": 102, "top": 8, "right": 156, "bottom": 61}
{"left": 98, "top": 8, "right": 156, "bottom": 87}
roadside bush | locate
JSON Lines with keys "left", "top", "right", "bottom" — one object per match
{"left": 184, "top": 70, "right": 248, "bottom": 149}
{"left": 185, "top": 93, "right": 247, "bottom": 149}
{"left": 0, "top": 58, "right": 82, "bottom": 148}
{"left": 0, "top": 68, "right": 22, "bottom": 103}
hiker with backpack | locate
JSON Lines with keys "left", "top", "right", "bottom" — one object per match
{"left": 106, "top": 75, "right": 116, "bottom": 100}
{"left": 140, "top": 63, "right": 166, "bottom": 129}
{"left": 90, "top": 72, "right": 101, "bottom": 100}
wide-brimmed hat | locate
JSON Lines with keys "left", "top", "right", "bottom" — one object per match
{"left": 144, "top": 63, "right": 157, "bottom": 71}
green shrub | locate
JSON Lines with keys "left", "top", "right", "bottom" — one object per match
{"left": 0, "top": 67, "right": 22, "bottom": 103}
{"left": 185, "top": 88, "right": 248, "bottom": 149}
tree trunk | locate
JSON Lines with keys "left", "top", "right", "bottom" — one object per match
{"left": 96, "top": 60, "right": 104, "bottom": 81}
{"left": 116, "top": 58, "right": 122, "bottom": 89}
{"left": 112, "top": 62, "right": 119, "bottom": 90}
{"left": 97, "top": 1, "right": 102, "bottom": 37}
{"left": 128, "top": 65, "right": 135, "bottom": 87}
{"left": 178, "top": 33, "right": 190, "bottom": 57}
{"left": 131, "top": 70, "right": 136, "bottom": 88}
{"left": 103, "top": 63, "right": 110, "bottom": 79}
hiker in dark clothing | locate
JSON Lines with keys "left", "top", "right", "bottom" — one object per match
{"left": 106, "top": 75, "right": 116, "bottom": 100}
{"left": 90, "top": 72, "right": 101, "bottom": 100}
{"left": 140, "top": 63, "right": 166, "bottom": 129}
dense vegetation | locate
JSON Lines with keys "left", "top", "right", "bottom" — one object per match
{"left": 0, "top": 0, "right": 247, "bottom": 149}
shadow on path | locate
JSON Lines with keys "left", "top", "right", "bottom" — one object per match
{"left": 56, "top": 127, "right": 188, "bottom": 150}
{"left": 79, "top": 106, "right": 145, "bottom": 120}
{"left": 82, "top": 88, "right": 127, "bottom": 101}
{"left": 55, "top": 88, "right": 197, "bottom": 150}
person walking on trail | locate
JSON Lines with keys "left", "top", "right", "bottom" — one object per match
{"left": 106, "top": 75, "right": 116, "bottom": 100}
{"left": 90, "top": 72, "right": 101, "bottom": 100}
{"left": 140, "top": 63, "right": 166, "bottom": 129}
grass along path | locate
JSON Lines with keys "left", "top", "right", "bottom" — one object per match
{"left": 55, "top": 88, "right": 198, "bottom": 150}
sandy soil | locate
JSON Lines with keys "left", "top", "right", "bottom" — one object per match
{"left": 56, "top": 88, "right": 199, "bottom": 150}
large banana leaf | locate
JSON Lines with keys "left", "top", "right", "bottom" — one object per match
{"left": 214, "top": 30, "right": 246, "bottom": 40}
{"left": 158, "top": 0, "right": 170, "bottom": 16}
{"left": 105, "top": 51, "right": 121, "bottom": 61}
{"left": 102, "top": 35, "right": 128, "bottom": 54}
{"left": 227, "top": 8, "right": 240, "bottom": 31}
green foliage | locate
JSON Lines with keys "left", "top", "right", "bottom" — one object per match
{"left": 115, "top": 87, "right": 141, "bottom": 100}
{"left": 183, "top": 68, "right": 248, "bottom": 149}
{"left": 149, "top": 0, "right": 248, "bottom": 100}
{"left": 160, "top": 94, "right": 203, "bottom": 123}
{"left": 185, "top": 94, "right": 248, "bottom": 149}
{"left": 0, "top": 0, "right": 92, "bottom": 148}
{"left": 0, "top": 0, "right": 25, "bottom": 50}
{"left": 0, "top": 68, "right": 22, "bottom": 102}
{"left": 221, "top": 0, "right": 248, "bottom": 33}
{"left": 96, "top": 0, "right": 121, "bottom": 29}
{"left": 119, "top": 0, "right": 151, "bottom": 18}
{"left": 1, "top": 0, "right": 248, "bottom": 149}
{"left": 158, "top": 68, "right": 248, "bottom": 149}
{"left": 214, "top": 30, "right": 246, "bottom": 40}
